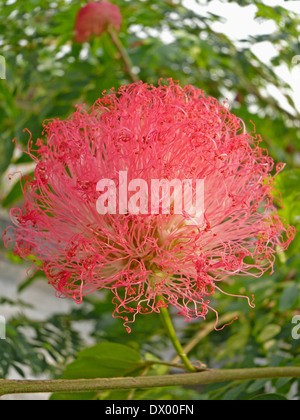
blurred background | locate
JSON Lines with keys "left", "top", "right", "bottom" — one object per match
{"left": 0, "top": 0, "right": 300, "bottom": 400}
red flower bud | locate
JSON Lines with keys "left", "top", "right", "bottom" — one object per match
{"left": 74, "top": 1, "right": 122, "bottom": 43}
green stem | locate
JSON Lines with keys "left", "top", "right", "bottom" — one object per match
{"left": 1, "top": 367, "right": 300, "bottom": 396}
{"left": 107, "top": 27, "right": 139, "bottom": 83}
{"left": 158, "top": 297, "right": 197, "bottom": 372}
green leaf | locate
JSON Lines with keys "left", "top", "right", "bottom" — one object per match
{"left": 276, "top": 170, "right": 300, "bottom": 199}
{"left": 2, "top": 172, "right": 34, "bottom": 208}
{"left": 250, "top": 394, "right": 288, "bottom": 401}
{"left": 50, "top": 342, "right": 143, "bottom": 400}
{"left": 258, "top": 325, "right": 281, "bottom": 343}
{"left": 0, "top": 136, "right": 14, "bottom": 176}
{"left": 247, "top": 379, "right": 269, "bottom": 394}
{"left": 279, "top": 284, "right": 299, "bottom": 312}
{"left": 18, "top": 270, "right": 47, "bottom": 293}
{"left": 62, "top": 342, "right": 142, "bottom": 380}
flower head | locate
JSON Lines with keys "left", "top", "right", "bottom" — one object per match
{"left": 74, "top": 1, "right": 122, "bottom": 43}
{"left": 3, "top": 80, "right": 295, "bottom": 332}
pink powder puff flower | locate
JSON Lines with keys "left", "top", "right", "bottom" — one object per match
{"left": 3, "top": 80, "right": 295, "bottom": 332}
{"left": 74, "top": 1, "right": 122, "bottom": 43}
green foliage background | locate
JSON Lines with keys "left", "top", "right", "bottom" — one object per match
{"left": 0, "top": 0, "right": 299, "bottom": 400}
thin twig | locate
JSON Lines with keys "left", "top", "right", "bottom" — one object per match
{"left": 171, "top": 312, "right": 240, "bottom": 365}
{"left": 107, "top": 27, "right": 139, "bottom": 83}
